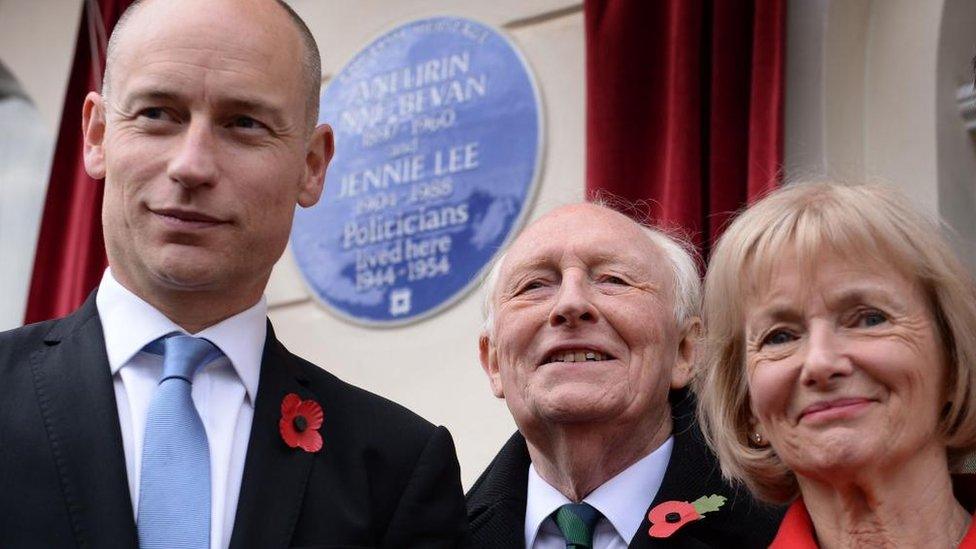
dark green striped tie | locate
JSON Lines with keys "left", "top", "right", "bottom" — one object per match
{"left": 553, "top": 502, "right": 602, "bottom": 548}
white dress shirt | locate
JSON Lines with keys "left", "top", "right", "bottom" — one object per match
{"left": 525, "top": 436, "right": 674, "bottom": 549}
{"left": 96, "top": 269, "right": 266, "bottom": 549}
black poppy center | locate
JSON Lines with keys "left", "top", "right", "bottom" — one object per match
{"left": 293, "top": 415, "right": 308, "bottom": 433}
{"left": 665, "top": 512, "right": 682, "bottom": 524}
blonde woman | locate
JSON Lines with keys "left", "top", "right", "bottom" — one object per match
{"left": 696, "top": 181, "right": 976, "bottom": 547}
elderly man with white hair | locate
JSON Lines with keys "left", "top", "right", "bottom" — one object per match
{"left": 465, "top": 203, "right": 781, "bottom": 548}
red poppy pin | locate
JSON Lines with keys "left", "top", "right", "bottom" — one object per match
{"left": 279, "top": 393, "right": 323, "bottom": 453}
{"left": 647, "top": 494, "right": 726, "bottom": 538}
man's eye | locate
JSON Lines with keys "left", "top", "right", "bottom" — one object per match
{"left": 516, "top": 280, "right": 546, "bottom": 294}
{"left": 230, "top": 116, "right": 264, "bottom": 130}
{"left": 857, "top": 310, "right": 888, "bottom": 328}
{"left": 598, "top": 275, "right": 628, "bottom": 285}
{"left": 761, "top": 329, "right": 795, "bottom": 347}
{"left": 138, "top": 107, "right": 171, "bottom": 121}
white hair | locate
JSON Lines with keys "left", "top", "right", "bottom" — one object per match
{"left": 481, "top": 219, "right": 701, "bottom": 336}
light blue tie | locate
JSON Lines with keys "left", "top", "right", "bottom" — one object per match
{"left": 138, "top": 335, "right": 222, "bottom": 549}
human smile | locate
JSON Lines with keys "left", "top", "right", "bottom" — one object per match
{"left": 798, "top": 397, "right": 876, "bottom": 425}
{"left": 541, "top": 347, "right": 616, "bottom": 365}
{"left": 150, "top": 207, "right": 229, "bottom": 229}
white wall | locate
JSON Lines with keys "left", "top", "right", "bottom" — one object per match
{"left": 785, "top": 0, "right": 976, "bottom": 265}
{"left": 0, "top": 0, "right": 83, "bottom": 132}
{"left": 0, "top": 0, "right": 83, "bottom": 330}
{"left": 935, "top": 0, "right": 976, "bottom": 267}
{"left": 862, "top": 0, "right": 942, "bottom": 214}
{"left": 0, "top": 94, "right": 54, "bottom": 330}
{"left": 272, "top": 1, "right": 586, "bottom": 487}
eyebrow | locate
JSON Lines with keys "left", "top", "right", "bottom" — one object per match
{"left": 219, "top": 97, "right": 289, "bottom": 126}
{"left": 120, "top": 88, "right": 290, "bottom": 127}
{"left": 501, "top": 259, "right": 550, "bottom": 288}
{"left": 746, "top": 304, "right": 802, "bottom": 332}
{"left": 119, "top": 88, "right": 185, "bottom": 108}
{"left": 827, "top": 285, "right": 906, "bottom": 312}
{"left": 503, "top": 249, "right": 655, "bottom": 284}
{"left": 589, "top": 250, "right": 638, "bottom": 265}
{"left": 747, "top": 284, "right": 906, "bottom": 331}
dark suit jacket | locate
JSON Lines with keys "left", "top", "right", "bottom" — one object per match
{"left": 465, "top": 394, "right": 783, "bottom": 548}
{"left": 0, "top": 294, "right": 467, "bottom": 548}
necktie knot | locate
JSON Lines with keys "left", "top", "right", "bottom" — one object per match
{"left": 145, "top": 334, "right": 222, "bottom": 382}
{"left": 553, "top": 502, "right": 602, "bottom": 548}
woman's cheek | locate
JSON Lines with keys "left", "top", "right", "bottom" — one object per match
{"left": 748, "top": 359, "right": 796, "bottom": 423}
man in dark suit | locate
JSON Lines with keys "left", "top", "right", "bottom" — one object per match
{"left": 466, "top": 203, "right": 782, "bottom": 548}
{"left": 0, "top": 0, "right": 466, "bottom": 547}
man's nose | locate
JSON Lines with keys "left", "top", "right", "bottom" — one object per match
{"left": 167, "top": 120, "right": 218, "bottom": 189}
{"left": 548, "top": 273, "right": 599, "bottom": 328}
{"left": 799, "top": 323, "right": 853, "bottom": 387}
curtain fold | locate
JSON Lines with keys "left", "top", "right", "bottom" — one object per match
{"left": 24, "top": 0, "right": 132, "bottom": 324}
{"left": 584, "top": 0, "right": 785, "bottom": 256}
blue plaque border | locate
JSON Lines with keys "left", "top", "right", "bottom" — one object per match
{"left": 295, "top": 15, "right": 546, "bottom": 328}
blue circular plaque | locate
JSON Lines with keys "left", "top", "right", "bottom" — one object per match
{"left": 292, "top": 16, "right": 542, "bottom": 326}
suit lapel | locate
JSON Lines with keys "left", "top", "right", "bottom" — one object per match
{"left": 28, "top": 295, "right": 138, "bottom": 548}
{"left": 466, "top": 432, "right": 531, "bottom": 548}
{"left": 229, "top": 324, "right": 317, "bottom": 549}
{"left": 629, "top": 398, "right": 723, "bottom": 549}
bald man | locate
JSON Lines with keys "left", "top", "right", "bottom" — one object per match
{"left": 0, "top": 1, "right": 465, "bottom": 547}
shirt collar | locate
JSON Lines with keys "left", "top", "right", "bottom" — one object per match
{"left": 525, "top": 462, "right": 573, "bottom": 547}
{"left": 525, "top": 436, "right": 674, "bottom": 547}
{"left": 586, "top": 436, "right": 673, "bottom": 543}
{"left": 95, "top": 268, "right": 266, "bottom": 402}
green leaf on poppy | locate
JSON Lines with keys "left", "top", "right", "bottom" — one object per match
{"left": 691, "top": 494, "right": 726, "bottom": 515}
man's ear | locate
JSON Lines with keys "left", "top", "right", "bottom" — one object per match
{"left": 82, "top": 92, "right": 107, "bottom": 179}
{"left": 298, "top": 123, "right": 334, "bottom": 208}
{"left": 670, "top": 316, "right": 701, "bottom": 390}
{"left": 479, "top": 333, "right": 505, "bottom": 399}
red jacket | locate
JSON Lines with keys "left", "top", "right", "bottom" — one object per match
{"left": 770, "top": 498, "right": 976, "bottom": 548}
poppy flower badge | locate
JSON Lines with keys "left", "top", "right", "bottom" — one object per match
{"left": 647, "top": 494, "right": 726, "bottom": 538}
{"left": 279, "top": 393, "right": 323, "bottom": 453}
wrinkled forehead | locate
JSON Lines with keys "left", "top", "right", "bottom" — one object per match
{"left": 499, "top": 206, "right": 670, "bottom": 285}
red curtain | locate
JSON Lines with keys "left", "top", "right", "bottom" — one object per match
{"left": 24, "top": 0, "right": 133, "bottom": 324}
{"left": 584, "top": 0, "right": 785, "bottom": 256}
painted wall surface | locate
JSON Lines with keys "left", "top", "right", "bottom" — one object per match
{"left": 936, "top": 0, "right": 976, "bottom": 267}
{"left": 0, "top": 0, "right": 82, "bottom": 331}
{"left": 276, "top": 1, "right": 585, "bottom": 487}
{"left": 785, "top": 0, "right": 976, "bottom": 265}
{"left": 863, "top": 0, "right": 942, "bottom": 214}
{"left": 0, "top": 0, "right": 82, "bottom": 133}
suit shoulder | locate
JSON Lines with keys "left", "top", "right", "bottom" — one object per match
{"left": 465, "top": 433, "right": 529, "bottom": 548}
{"left": 286, "top": 351, "right": 440, "bottom": 440}
{"left": 0, "top": 318, "right": 61, "bottom": 370}
{"left": 465, "top": 432, "right": 528, "bottom": 515}
{"left": 466, "top": 432, "right": 527, "bottom": 499}
{"left": 0, "top": 317, "right": 59, "bottom": 344}
{"left": 0, "top": 297, "right": 99, "bottom": 365}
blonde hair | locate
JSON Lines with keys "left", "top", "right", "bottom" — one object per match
{"left": 695, "top": 180, "right": 976, "bottom": 503}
